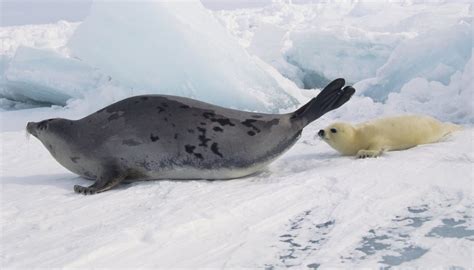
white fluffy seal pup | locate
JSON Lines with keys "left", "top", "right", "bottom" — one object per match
{"left": 318, "top": 115, "right": 461, "bottom": 158}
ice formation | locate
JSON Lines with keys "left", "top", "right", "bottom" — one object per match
{"left": 67, "top": 0, "right": 302, "bottom": 112}
{"left": 216, "top": 1, "right": 473, "bottom": 123}
{"left": 358, "top": 22, "right": 472, "bottom": 102}
{"left": 1, "top": 46, "right": 104, "bottom": 106}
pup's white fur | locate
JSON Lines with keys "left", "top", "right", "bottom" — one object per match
{"left": 319, "top": 115, "right": 461, "bottom": 158}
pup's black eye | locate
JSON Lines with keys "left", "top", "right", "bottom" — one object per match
{"left": 330, "top": 128, "right": 337, "bottom": 133}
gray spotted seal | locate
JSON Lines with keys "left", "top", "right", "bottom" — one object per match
{"left": 27, "top": 78, "right": 355, "bottom": 194}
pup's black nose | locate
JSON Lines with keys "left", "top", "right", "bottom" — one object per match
{"left": 318, "top": 129, "right": 325, "bottom": 137}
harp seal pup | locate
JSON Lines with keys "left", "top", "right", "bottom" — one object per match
{"left": 318, "top": 115, "right": 462, "bottom": 158}
{"left": 26, "top": 78, "right": 355, "bottom": 194}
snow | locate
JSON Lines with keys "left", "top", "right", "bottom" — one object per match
{"left": 1, "top": 0, "right": 473, "bottom": 268}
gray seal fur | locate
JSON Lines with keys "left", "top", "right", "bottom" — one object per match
{"left": 27, "top": 78, "right": 355, "bottom": 194}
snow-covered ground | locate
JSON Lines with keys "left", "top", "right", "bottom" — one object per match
{"left": 1, "top": 0, "right": 473, "bottom": 268}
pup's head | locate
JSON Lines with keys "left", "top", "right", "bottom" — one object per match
{"left": 318, "top": 122, "right": 357, "bottom": 155}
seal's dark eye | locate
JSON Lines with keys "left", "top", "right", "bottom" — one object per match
{"left": 330, "top": 128, "right": 337, "bottom": 134}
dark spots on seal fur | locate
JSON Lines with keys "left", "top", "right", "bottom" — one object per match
{"left": 150, "top": 134, "right": 160, "bottom": 142}
{"left": 180, "top": 105, "right": 190, "bottom": 109}
{"left": 197, "top": 127, "right": 211, "bottom": 147}
{"left": 188, "top": 129, "right": 195, "bottom": 134}
{"left": 161, "top": 102, "right": 168, "bottom": 107}
{"left": 248, "top": 131, "right": 256, "bottom": 136}
{"left": 242, "top": 119, "right": 261, "bottom": 133}
{"left": 47, "top": 143, "right": 56, "bottom": 155}
{"left": 269, "top": 118, "right": 280, "bottom": 126}
{"left": 164, "top": 117, "right": 168, "bottom": 122}
{"left": 185, "top": 145, "right": 196, "bottom": 153}
{"left": 141, "top": 97, "right": 149, "bottom": 101}
{"left": 215, "top": 118, "right": 234, "bottom": 126}
{"left": 156, "top": 106, "right": 165, "bottom": 113}
{"left": 107, "top": 113, "right": 121, "bottom": 121}
{"left": 184, "top": 145, "right": 204, "bottom": 160}
{"left": 213, "top": 126, "right": 223, "bottom": 132}
{"left": 211, "top": 143, "right": 223, "bottom": 158}
{"left": 171, "top": 123, "right": 176, "bottom": 128}
{"left": 174, "top": 133, "right": 178, "bottom": 139}
{"left": 200, "top": 122, "right": 206, "bottom": 126}
{"left": 123, "top": 139, "right": 141, "bottom": 146}
{"left": 70, "top": 157, "right": 80, "bottom": 163}
{"left": 203, "top": 112, "right": 216, "bottom": 118}
{"left": 202, "top": 112, "right": 235, "bottom": 127}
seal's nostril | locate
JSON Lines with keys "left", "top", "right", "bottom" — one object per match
{"left": 318, "top": 129, "right": 325, "bottom": 137}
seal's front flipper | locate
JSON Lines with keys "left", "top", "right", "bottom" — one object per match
{"left": 292, "top": 78, "right": 355, "bottom": 127}
{"left": 356, "top": 149, "right": 384, "bottom": 159}
{"left": 74, "top": 169, "right": 126, "bottom": 195}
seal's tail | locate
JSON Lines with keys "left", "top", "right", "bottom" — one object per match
{"left": 292, "top": 78, "right": 355, "bottom": 127}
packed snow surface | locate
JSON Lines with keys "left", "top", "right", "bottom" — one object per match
{"left": 1, "top": 0, "right": 473, "bottom": 268}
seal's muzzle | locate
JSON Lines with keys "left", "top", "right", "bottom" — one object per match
{"left": 26, "top": 122, "right": 38, "bottom": 137}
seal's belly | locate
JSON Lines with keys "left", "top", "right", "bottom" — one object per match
{"left": 142, "top": 161, "right": 270, "bottom": 180}
{"left": 116, "top": 146, "right": 283, "bottom": 181}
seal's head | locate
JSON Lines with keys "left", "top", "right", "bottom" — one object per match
{"left": 27, "top": 119, "right": 61, "bottom": 138}
{"left": 318, "top": 122, "right": 358, "bottom": 155}
{"left": 26, "top": 118, "right": 73, "bottom": 150}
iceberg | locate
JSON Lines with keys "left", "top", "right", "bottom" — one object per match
{"left": 385, "top": 51, "right": 473, "bottom": 124}
{"left": 0, "top": 46, "right": 105, "bottom": 106}
{"left": 286, "top": 28, "right": 398, "bottom": 88}
{"left": 68, "top": 0, "right": 302, "bottom": 112}
{"left": 359, "top": 23, "right": 472, "bottom": 102}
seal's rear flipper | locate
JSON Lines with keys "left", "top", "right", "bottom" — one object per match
{"left": 292, "top": 78, "right": 355, "bottom": 127}
{"left": 74, "top": 168, "right": 126, "bottom": 195}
